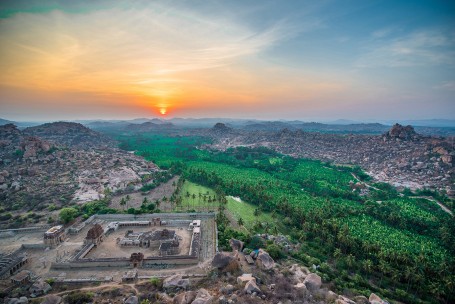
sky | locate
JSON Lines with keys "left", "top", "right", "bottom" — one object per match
{"left": 0, "top": 0, "right": 454, "bottom": 121}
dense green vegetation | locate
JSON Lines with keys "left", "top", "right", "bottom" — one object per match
{"left": 115, "top": 132, "right": 455, "bottom": 304}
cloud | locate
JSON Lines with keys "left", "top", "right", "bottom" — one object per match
{"left": 371, "top": 27, "right": 394, "bottom": 39}
{"left": 0, "top": 3, "right": 293, "bottom": 100}
{"left": 356, "top": 30, "right": 455, "bottom": 68}
{"left": 433, "top": 81, "right": 455, "bottom": 91}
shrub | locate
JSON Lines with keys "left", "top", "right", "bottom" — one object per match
{"left": 266, "top": 244, "right": 285, "bottom": 260}
{"left": 149, "top": 277, "right": 162, "bottom": 288}
{"left": 66, "top": 291, "right": 94, "bottom": 304}
{"left": 59, "top": 207, "right": 78, "bottom": 223}
{"left": 248, "top": 235, "right": 265, "bottom": 250}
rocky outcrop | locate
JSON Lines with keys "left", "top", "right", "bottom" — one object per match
{"left": 20, "top": 136, "right": 52, "bottom": 159}
{"left": 163, "top": 274, "right": 190, "bottom": 291}
{"left": 210, "top": 123, "right": 233, "bottom": 136}
{"left": 23, "top": 121, "right": 114, "bottom": 148}
{"left": 244, "top": 280, "right": 261, "bottom": 294}
{"left": 29, "top": 280, "right": 52, "bottom": 296}
{"left": 384, "top": 124, "right": 419, "bottom": 141}
{"left": 4, "top": 297, "right": 28, "bottom": 304}
{"left": 237, "top": 273, "right": 255, "bottom": 286}
{"left": 256, "top": 249, "right": 275, "bottom": 269}
{"left": 229, "top": 238, "right": 244, "bottom": 252}
{"left": 124, "top": 296, "right": 138, "bottom": 304}
{"left": 303, "top": 273, "right": 322, "bottom": 291}
{"left": 290, "top": 264, "right": 310, "bottom": 283}
{"left": 173, "top": 291, "right": 197, "bottom": 304}
{"left": 369, "top": 293, "right": 388, "bottom": 304}
{"left": 352, "top": 295, "right": 369, "bottom": 304}
{"left": 191, "top": 288, "right": 213, "bottom": 304}
{"left": 211, "top": 252, "right": 235, "bottom": 269}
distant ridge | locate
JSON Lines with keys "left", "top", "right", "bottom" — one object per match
{"left": 0, "top": 118, "right": 16, "bottom": 126}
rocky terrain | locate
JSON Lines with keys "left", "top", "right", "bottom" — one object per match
{"left": 0, "top": 123, "right": 160, "bottom": 228}
{"left": 23, "top": 121, "right": 115, "bottom": 148}
{"left": 202, "top": 123, "right": 455, "bottom": 195}
{"left": 3, "top": 238, "right": 389, "bottom": 304}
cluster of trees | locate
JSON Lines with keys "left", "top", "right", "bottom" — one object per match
{"left": 115, "top": 133, "right": 454, "bottom": 303}
{"left": 183, "top": 159, "right": 454, "bottom": 303}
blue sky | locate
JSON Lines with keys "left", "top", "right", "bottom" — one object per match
{"left": 0, "top": 0, "right": 454, "bottom": 120}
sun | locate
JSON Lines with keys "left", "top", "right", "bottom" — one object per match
{"left": 160, "top": 108, "right": 167, "bottom": 115}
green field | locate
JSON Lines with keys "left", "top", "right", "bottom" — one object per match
{"left": 115, "top": 132, "right": 455, "bottom": 303}
{"left": 175, "top": 181, "right": 276, "bottom": 230}
{"left": 225, "top": 196, "right": 276, "bottom": 230}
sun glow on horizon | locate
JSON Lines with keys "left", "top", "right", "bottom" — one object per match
{"left": 160, "top": 108, "right": 167, "bottom": 115}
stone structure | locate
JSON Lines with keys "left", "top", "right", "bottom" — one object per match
{"left": 122, "top": 269, "right": 138, "bottom": 282}
{"left": 118, "top": 229, "right": 179, "bottom": 250}
{"left": 10, "top": 270, "right": 31, "bottom": 285}
{"left": 43, "top": 226, "right": 65, "bottom": 247}
{"left": 0, "top": 252, "right": 29, "bottom": 279}
{"left": 49, "top": 214, "right": 215, "bottom": 270}
{"left": 130, "top": 252, "right": 144, "bottom": 268}
{"left": 85, "top": 224, "right": 104, "bottom": 245}
{"left": 159, "top": 240, "right": 180, "bottom": 256}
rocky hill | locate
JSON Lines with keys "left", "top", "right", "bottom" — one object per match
{"left": 124, "top": 121, "right": 175, "bottom": 132}
{"left": 204, "top": 124, "right": 454, "bottom": 195}
{"left": 23, "top": 121, "right": 114, "bottom": 148}
{"left": 0, "top": 123, "right": 159, "bottom": 228}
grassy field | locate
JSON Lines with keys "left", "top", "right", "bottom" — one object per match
{"left": 176, "top": 181, "right": 217, "bottom": 211}
{"left": 176, "top": 181, "right": 277, "bottom": 230}
{"left": 225, "top": 196, "right": 276, "bottom": 230}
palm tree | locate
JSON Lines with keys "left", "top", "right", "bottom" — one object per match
{"left": 142, "top": 197, "right": 148, "bottom": 207}
{"left": 192, "top": 193, "right": 196, "bottom": 210}
{"left": 237, "top": 217, "right": 244, "bottom": 227}
{"left": 120, "top": 197, "right": 126, "bottom": 210}
{"left": 362, "top": 259, "right": 373, "bottom": 277}
{"left": 125, "top": 194, "right": 131, "bottom": 209}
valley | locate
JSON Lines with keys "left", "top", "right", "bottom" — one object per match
{"left": 0, "top": 120, "right": 454, "bottom": 304}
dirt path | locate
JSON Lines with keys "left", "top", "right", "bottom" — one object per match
{"left": 48, "top": 282, "right": 139, "bottom": 297}
{"left": 410, "top": 196, "right": 453, "bottom": 216}
{"left": 351, "top": 173, "right": 453, "bottom": 216}
{"left": 351, "top": 173, "right": 380, "bottom": 191}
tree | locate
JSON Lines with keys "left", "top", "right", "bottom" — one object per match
{"left": 142, "top": 197, "right": 149, "bottom": 206}
{"left": 59, "top": 207, "right": 78, "bottom": 223}
{"left": 125, "top": 195, "right": 131, "bottom": 209}
{"left": 237, "top": 217, "right": 244, "bottom": 226}
{"left": 120, "top": 197, "right": 126, "bottom": 210}
{"left": 266, "top": 244, "right": 285, "bottom": 260}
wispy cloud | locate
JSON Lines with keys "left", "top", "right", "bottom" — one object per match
{"left": 356, "top": 30, "right": 455, "bottom": 68}
{"left": 433, "top": 81, "right": 455, "bottom": 91}
{"left": 0, "top": 3, "right": 294, "bottom": 99}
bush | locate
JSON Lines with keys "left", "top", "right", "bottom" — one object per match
{"left": 248, "top": 235, "right": 265, "bottom": 250}
{"left": 266, "top": 244, "right": 285, "bottom": 260}
{"left": 59, "top": 207, "right": 78, "bottom": 223}
{"left": 66, "top": 291, "right": 94, "bottom": 304}
{"left": 149, "top": 277, "right": 162, "bottom": 288}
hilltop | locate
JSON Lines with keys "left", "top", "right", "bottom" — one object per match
{"left": 23, "top": 121, "right": 115, "bottom": 148}
{"left": 0, "top": 123, "right": 160, "bottom": 229}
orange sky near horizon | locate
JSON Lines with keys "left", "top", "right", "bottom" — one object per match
{"left": 1, "top": 1, "right": 454, "bottom": 121}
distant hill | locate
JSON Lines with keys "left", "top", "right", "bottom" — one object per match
{"left": 0, "top": 118, "right": 16, "bottom": 126}
{"left": 124, "top": 121, "right": 174, "bottom": 132}
{"left": 24, "top": 121, "right": 114, "bottom": 148}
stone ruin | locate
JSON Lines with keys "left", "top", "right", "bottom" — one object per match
{"left": 43, "top": 226, "right": 66, "bottom": 247}
{"left": 85, "top": 224, "right": 104, "bottom": 245}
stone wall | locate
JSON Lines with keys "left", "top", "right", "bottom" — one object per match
{"left": 51, "top": 255, "right": 198, "bottom": 269}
